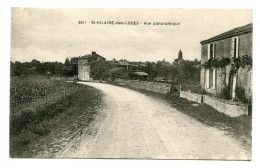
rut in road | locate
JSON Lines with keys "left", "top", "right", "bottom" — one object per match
{"left": 60, "top": 82, "right": 250, "bottom": 160}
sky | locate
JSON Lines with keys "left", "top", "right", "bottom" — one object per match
{"left": 11, "top": 8, "right": 252, "bottom": 63}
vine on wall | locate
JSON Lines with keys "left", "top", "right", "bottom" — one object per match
{"left": 202, "top": 57, "right": 230, "bottom": 69}
{"left": 234, "top": 55, "right": 252, "bottom": 69}
{"left": 202, "top": 55, "right": 252, "bottom": 69}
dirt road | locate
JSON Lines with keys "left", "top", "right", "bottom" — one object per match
{"left": 59, "top": 82, "right": 250, "bottom": 160}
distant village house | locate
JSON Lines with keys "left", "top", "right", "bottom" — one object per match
{"left": 78, "top": 51, "right": 106, "bottom": 81}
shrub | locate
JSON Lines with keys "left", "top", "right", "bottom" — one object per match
{"left": 235, "top": 86, "right": 248, "bottom": 103}
{"left": 219, "top": 86, "right": 230, "bottom": 100}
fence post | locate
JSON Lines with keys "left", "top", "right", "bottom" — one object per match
{"left": 45, "top": 89, "right": 47, "bottom": 104}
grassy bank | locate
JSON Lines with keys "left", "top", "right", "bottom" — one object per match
{"left": 10, "top": 83, "right": 103, "bottom": 158}
{"left": 112, "top": 82, "right": 252, "bottom": 151}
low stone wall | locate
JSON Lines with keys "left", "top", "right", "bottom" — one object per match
{"left": 180, "top": 91, "right": 202, "bottom": 104}
{"left": 179, "top": 90, "right": 248, "bottom": 117}
{"left": 115, "top": 79, "right": 171, "bottom": 94}
{"left": 203, "top": 95, "right": 248, "bottom": 117}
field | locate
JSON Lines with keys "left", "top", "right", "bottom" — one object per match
{"left": 9, "top": 75, "right": 84, "bottom": 157}
{"left": 10, "top": 75, "right": 77, "bottom": 115}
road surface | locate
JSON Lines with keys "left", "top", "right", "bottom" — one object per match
{"left": 59, "top": 82, "right": 250, "bottom": 160}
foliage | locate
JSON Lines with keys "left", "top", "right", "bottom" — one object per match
{"left": 90, "top": 61, "right": 114, "bottom": 80}
{"left": 235, "top": 86, "right": 250, "bottom": 103}
{"left": 202, "top": 57, "right": 231, "bottom": 69}
{"left": 202, "top": 55, "right": 252, "bottom": 70}
{"left": 11, "top": 58, "right": 78, "bottom": 77}
{"left": 219, "top": 86, "right": 231, "bottom": 100}
{"left": 234, "top": 55, "right": 252, "bottom": 69}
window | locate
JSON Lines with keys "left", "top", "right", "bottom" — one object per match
{"left": 205, "top": 43, "right": 217, "bottom": 89}
{"left": 208, "top": 43, "right": 216, "bottom": 60}
{"left": 205, "top": 69, "right": 217, "bottom": 89}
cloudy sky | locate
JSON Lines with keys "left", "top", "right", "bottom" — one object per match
{"left": 11, "top": 8, "right": 252, "bottom": 63}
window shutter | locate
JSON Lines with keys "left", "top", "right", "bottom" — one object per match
{"left": 207, "top": 44, "right": 210, "bottom": 60}
{"left": 236, "top": 37, "right": 240, "bottom": 58}
{"left": 214, "top": 43, "right": 216, "bottom": 59}
{"left": 231, "top": 37, "right": 235, "bottom": 57}
{"left": 213, "top": 69, "right": 216, "bottom": 89}
{"left": 206, "top": 69, "right": 210, "bottom": 89}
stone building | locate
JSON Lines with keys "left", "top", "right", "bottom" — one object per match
{"left": 173, "top": 50, "right": 185, "bottom": 66}
{"left": 200, "top": 23, "right": 252, "bottom": 100}
{"left": 172, "top": 49, "right": 186, "bottom": 79}
{"left": 78, "top": 52, "right": 106, "bottom": 81}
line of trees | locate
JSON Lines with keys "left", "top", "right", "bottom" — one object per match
{"left": 10, "top": 58, "right": 78, "bottom": 77}
{"left": 11, "top": 57, "right": 201, "bottom": 85}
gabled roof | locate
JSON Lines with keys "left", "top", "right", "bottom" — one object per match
{"left": 78, "top": 53, "right": 105, "bottom": 63}
{"left": 200, "top": 23, "right": 253, "bottom": 44}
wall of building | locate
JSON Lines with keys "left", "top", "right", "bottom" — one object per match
{"left": 201, "top": 37, "right": 233, "bottom": 62}
{"left": 237, "top": 65, "right": 252, "bottom": 100}
{"left": 214, "top": 38, "right": 233, "bottom": 59}
{"left": 78, "top": 59, "right": 90, "bottom": 81}
{"left": 201, "top": 32, "right": 252, "bottom": 61}
{"left": 201, "top": 44, "right": 208, "bottom": 64}
{"left": 239, "top": 33, "right": 253, "bottom": 57}
{"left": 200, "top": 68, "right": 205, "bottom": 87}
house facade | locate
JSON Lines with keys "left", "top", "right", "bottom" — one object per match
{"left": 200, "top": 23, "right": 252, "bottom": 101}
{"left": 78, "top": 52, "right": 106, "bottom": 81}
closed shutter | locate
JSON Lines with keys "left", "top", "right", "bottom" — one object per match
{"left": 206, "top": 69, "right": 210, "bottom": 89}
{"left": 208, "top": 44, "right": 210, "bottom": 60}
{"left": 213, "top": 43, "right": 216, "bottom": 59}
{"left": 236, "top": 37, "right": 240, "bottom": 58}
{"left": 232, "top": 75, "right": 237, "bottom": 99}
{"left": 231, "top": 37, "right": 235, "bottom": 58}
{"left": 213, "top": 69, "right": 216, "bottom": 89}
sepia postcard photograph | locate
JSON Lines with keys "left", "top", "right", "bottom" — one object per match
{"left": 9, "top": 8, "right": 253, "bottom": 160}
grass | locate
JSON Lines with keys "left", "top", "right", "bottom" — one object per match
{"left": 113, "top": 82, "right": 252, "bottom": 151}
{"left": 10, "top": 83, "right": 103, "bottom": 158}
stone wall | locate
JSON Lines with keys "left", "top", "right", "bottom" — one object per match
{"left": 179, "top": 90, "right": 249, "bottom": 117}
{"left": 115, "top": 79, "right": 171, "bottom": 94}
{"left": 180, "top": 91, "right": 202, "bottom": 104}
{"left": 203, "top": 95, "right": 249, "bottom": 117}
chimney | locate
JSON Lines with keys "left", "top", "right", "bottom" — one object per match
{"left": 92, "top": 51, "right": 96, "bottom": 55}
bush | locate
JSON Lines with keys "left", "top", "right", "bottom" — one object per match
{"left": 235, "top": 87, "right": 248, "bottom": 103}
{"left": 219, "top": 86, "right": 230, "bottom": 100}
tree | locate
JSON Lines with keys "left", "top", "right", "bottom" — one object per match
{"left": 64, "top": 58, "right": 70, "bottom": 66}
